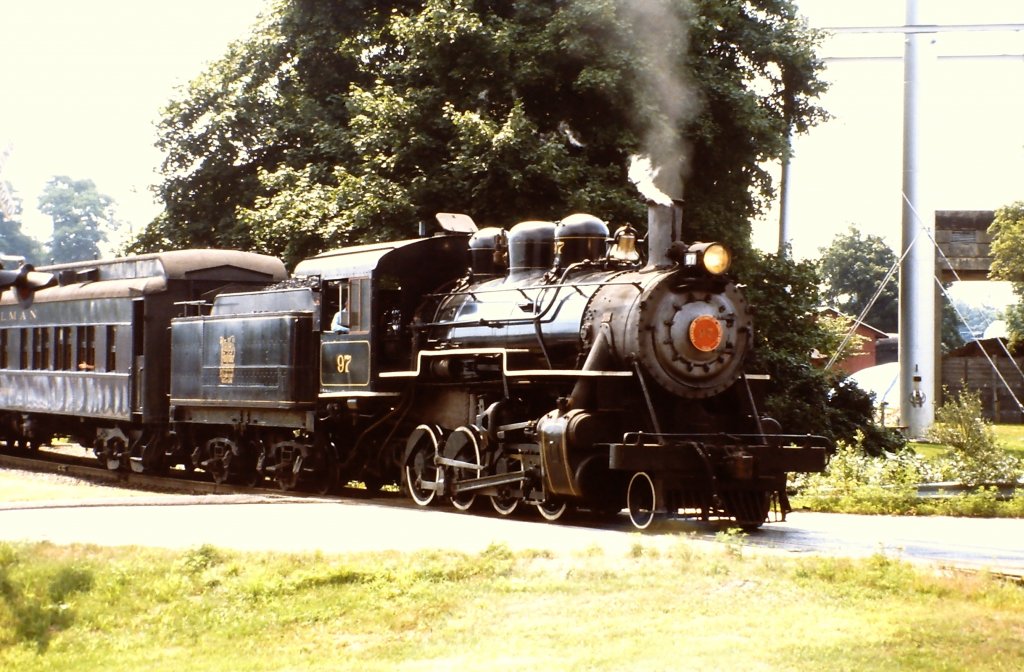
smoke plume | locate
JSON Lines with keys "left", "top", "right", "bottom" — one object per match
{"left": 617, "top": 0, "right": 699, "bottom": 200}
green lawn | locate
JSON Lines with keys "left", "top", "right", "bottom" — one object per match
{"left": 912, "top": 423, "right": 1024, "bottom": 461}
{"left": 2, "top": 541, "right": 1022, "bottom": 671}
{"left": 993, "top": 424, "right": 1024, "bottom": 456}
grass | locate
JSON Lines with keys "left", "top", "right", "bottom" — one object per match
{"left": 915, "top": 423, "right": 1024, "bottom": 461}
{"left": 993, "top": 424, "right": 1024, "bottom": 457}
{"left": 1, "top": 541, "right": 1023, "bottom": 671}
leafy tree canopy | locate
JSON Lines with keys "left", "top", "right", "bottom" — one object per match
{"left": 988, "top": 200, "right": 1024, "bottom": 344}
{"left": 39, "top": 176, "right": 115, "bottom": 264}
{"left": 126, "top": 0, "right": 901, "bottom": 451}
{"left": 0, "top": 184, "right": 46, "bottom": 263}
{"left": 131, "top": 0, "right": 828, "bottom": 267}
{"left": 817, "top": 225, "right": 899, "bottom": 333}
{"left": 738, "top": 250, "right": 904, "bottom": 455}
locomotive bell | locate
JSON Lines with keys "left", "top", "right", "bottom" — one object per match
{"left": 609, "top": 225, "right": 641, "bottom": 263}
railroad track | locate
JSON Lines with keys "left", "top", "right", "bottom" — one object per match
{"left": 0, "top": 446, "right": 395, "bottom": 503}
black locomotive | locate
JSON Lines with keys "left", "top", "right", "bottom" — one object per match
{"left": 0, "top": 202, "right": 830, "bottom": 528}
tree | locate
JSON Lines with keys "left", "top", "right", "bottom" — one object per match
{"left": 0, "top": 184, "right": 45, "bottom": 263}
{"left": 988, "top": 200, "right": 1024, "bottom": 344}
{"left": 817, "top": 226, "right": 899, "bottom": 333}
{"left": 818, "top": 224, "right": 963, "bottom": 352}
{"left": 38, "top": 176, "right": 115, "bottom": 263}
{"left": 738, "top": 250, "right": 903, "bottom": 456}
{"left": 132, "top": 0, "right": 828, "bottom": 267}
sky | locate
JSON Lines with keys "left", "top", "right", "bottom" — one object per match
{"left": 0, "top": 0, "right": 270, "bottom": 249}
{"left": 1, "top": 0, "right": 1022, "bottom": 306}
{"left": 758, "top": 0, "right": 1024, "bottom": 308}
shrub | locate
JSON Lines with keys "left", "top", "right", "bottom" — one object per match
{"left": 929, "top": 389, "right": 1024, "bottom": 485}
{"left": 792, "top": 433, "right": 924, "bottom": 514}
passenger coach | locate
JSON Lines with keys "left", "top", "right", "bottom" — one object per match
{"left": 0, "top": 250, "right": 287, "bottom": 467}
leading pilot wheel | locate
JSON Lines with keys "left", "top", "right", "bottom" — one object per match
{"left": 723, "top": 491, "right": 771, "bottom": 531}
{"left": 536, "top": 499, "right": 568, "bottom": 522}
{"left": 627, "top": 472, "right": 657, "bottom": 530}
{"left": 404, "top": 425, "right": 442, "bottom": 507}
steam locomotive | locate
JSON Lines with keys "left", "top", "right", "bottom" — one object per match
{"left": 0, "top": 202, "right": 830, "bottom": 529}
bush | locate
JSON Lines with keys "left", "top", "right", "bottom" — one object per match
{"left": 792, "top": 433, "right": 924, "bottom": 515}
{"left": 928, "top": 389, "right": 1024, "bottom": 486}
{"left": 790, "top": 425, "right": 1024, "bottom": 517}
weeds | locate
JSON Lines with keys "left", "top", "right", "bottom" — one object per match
{"left": 714, "top": 527, "right": 748, "bottom": 558}
{"left": 0, "top": 545, "right": 94, "bottom": 652}
{"left": 929, "top": 389, "right": 1024, "bottom": 485}
{"left": 792, "top": 405, "right": 1024, "bottom": 517}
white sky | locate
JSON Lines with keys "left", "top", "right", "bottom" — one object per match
{"left": 0, "top": 0, "right": 269, "bottom": 248}
{"left": 758, "top": 1, "right": 1024, "bottom": 270}
{"left": 1, "top": 0, "right": 1021, "bottom": 306}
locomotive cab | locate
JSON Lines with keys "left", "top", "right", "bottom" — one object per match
{"left": 292, "top": 234, "right": 472, "bottom": 395}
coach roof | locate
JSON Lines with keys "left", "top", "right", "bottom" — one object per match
{"left": 0, "top": 250, "right": 287, "bottom": 306}
{"left": 40, "top": 249, "right": 286, "bottom": 282}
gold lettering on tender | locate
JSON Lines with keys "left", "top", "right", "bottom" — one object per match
{"left": 336, "top": 353, "right": 353, "bottom": 374}
{"left": 219, "top": 335, "right": 236, "bottom": 384}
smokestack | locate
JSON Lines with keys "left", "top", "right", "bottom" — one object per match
{"left": 646, "top": 199, "right": 683, "bottom": 267}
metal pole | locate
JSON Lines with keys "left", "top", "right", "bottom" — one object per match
{"left": 778, "top": 134, "right": 792, "bottom": 256}
{"left": 900, "top": 0, "right": 936, "bottom": 439}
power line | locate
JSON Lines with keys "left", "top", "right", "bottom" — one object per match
{"left": 824, "top": 54, "right": 1024, "bottom": 63}
{"left": 823, "top": 23, "right": 1024, "bottom": 34}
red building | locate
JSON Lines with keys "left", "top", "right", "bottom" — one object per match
{"left": 812, "top": 308, "right": 891, "bottom": 375}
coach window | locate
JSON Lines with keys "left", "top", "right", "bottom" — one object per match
{"left": 106, "top": 325, "right": 118, "bottom": 372}
{"left": 77, "top": 326, "right": 96, "bottom": 371}
{"left": 42, "top": 328, "right": 52, "bottom": 370}
{"left": 56, "top": 327, "right": 73, "bottom": 371}
{"left": 20, "top": 328, "right": 29, "bottom": 369}
{"left": 32, "top": 327, "right": 50, "bottom": 370}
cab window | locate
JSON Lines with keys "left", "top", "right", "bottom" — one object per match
{"left": 326, "top": 278, "right": 365, "bottom": 333}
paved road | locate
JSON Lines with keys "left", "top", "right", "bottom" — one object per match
{"left": 1, "top": 494, "right": 1022, "bottom": 575}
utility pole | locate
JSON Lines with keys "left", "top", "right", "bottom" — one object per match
{"left": 778, "top": 137, "right": 792, "bottom": 257}
{"left": 899, "top": 0, "right": 936, "bottom": 439}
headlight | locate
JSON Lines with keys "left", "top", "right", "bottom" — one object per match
{"left": 674, "top": 241, "right": 732, "bottom": 275}
{"left": 701, "top": 243, "right": 731, "bottom": 275}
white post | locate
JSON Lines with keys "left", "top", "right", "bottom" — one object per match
{"left": 899, "top": 0, "right": 937, "bottom": 439}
